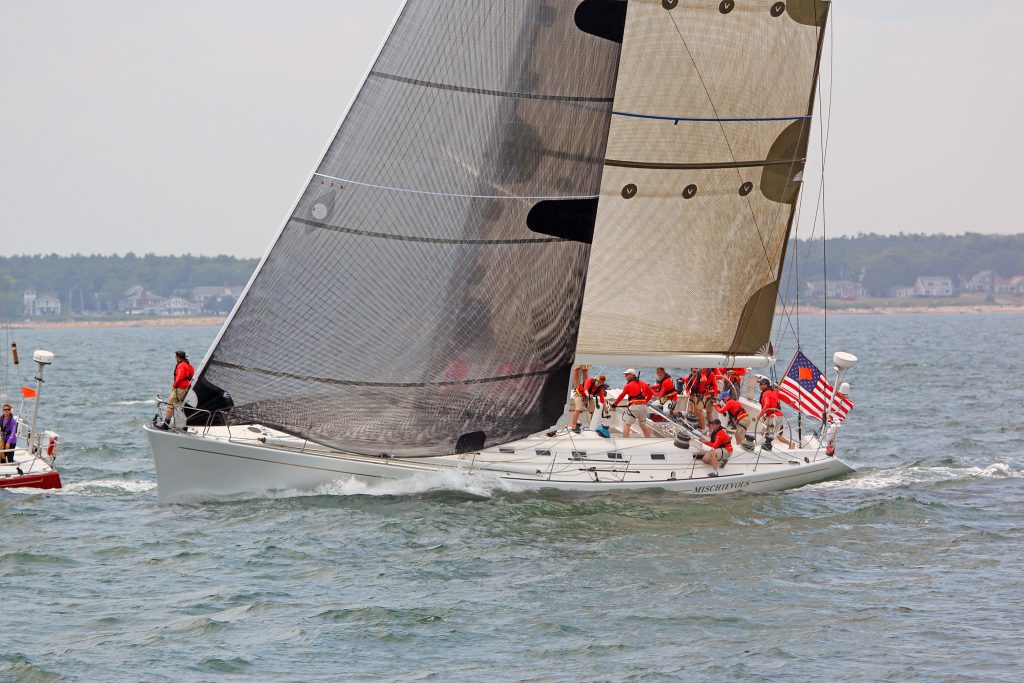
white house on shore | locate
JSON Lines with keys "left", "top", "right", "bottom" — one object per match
{"left": 890, "top": 276, "right": 955, "bottom": 298}
{"left": 914, "top": 276, "right": 954, "bottom": 297}
{"left": 994, "top": 275, "right": 1024, "bottom": 294}
{"left": 806, "top": 280, "right": 866, "bottom": 299}
{"left": 23, "top": 289, "right": 62, "bottom": 316}
{"left": 963, "top": 270, "right": 999, "bottom": 293}
{"left": 154, "top": 296, "right": 201, "bottom": 316}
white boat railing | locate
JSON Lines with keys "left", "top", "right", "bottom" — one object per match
{"left": 156, "top": 396, "right": 321, "bottom": 454}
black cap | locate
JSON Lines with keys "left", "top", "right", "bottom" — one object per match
{"left": 175, "top": 350, "right": 187, "bottom": 359}
{"left": 758, "top": 378, "right": 770, "bottom": 385}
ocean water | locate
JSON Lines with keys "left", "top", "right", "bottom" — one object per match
{"left": 2, "top": 314, "right": 1022, "bottom": 682}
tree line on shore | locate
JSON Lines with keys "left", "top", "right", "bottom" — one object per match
{"left": 783, "top": 232, "right": 1023, "bottom": 298}
{"left": 0, "top": 253, "right": 258, "bottom": 317}
{"left": 1, "top": 233, "right": 1022, "bottom": 317}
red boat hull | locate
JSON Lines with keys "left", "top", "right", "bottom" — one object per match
{"left": 0, "top": 470, "right": 62, "bottom": 490}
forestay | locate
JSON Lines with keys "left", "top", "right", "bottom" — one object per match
{"left": 577, "top": 0, "right": 829, "bottom": 363}
{"left": 191, "top": 1, "right": 625, "bottom": 456}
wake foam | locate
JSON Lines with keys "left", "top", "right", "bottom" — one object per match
{"left": 271, "top": 468, "right": 522, "bottom": 500}
{"left": 57, "top": 479, "right": 158, "bottom": 495}
{"left": 802, "top": 462, "right": 1020, "bottom": 492}
{"left": 114, "top": 399, "right": 157, "bottom": 406}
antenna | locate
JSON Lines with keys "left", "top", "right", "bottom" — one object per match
{"left": 29, "top": 350, "right": 54, "bottom": 455}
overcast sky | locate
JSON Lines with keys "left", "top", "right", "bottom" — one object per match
{"left": 2, "top": 1, "right": 1021, "bottom": 257}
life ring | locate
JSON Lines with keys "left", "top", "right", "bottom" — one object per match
{"left": 47, "top": 436, "right": 57, "bottom": 457}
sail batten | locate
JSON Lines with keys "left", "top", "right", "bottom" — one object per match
{"left": 612, "top": 111, "right": 810, "bottom": 122}
{"left": 368, "top": 71, "right": 615, "bottom": 103}
{"left": 605, "top": 157, "right": 804, "bottom": 170}
{"left": 577, "top": 0, "right": 828, "bottom": 359}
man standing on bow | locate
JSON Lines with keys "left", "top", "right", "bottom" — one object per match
{"left": 158, "top": 350, "right": 194, "bottom": 430}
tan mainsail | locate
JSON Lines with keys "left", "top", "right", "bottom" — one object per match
{"left": 577, "top": 0, "right": 828, "bottom": 365}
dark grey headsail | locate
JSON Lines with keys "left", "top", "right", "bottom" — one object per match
{"left": 192, "top": 0, "right": 625, "bottom": 456}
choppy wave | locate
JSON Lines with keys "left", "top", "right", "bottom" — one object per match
{"left": 114, "top": 399, "right": 157, "bottom": 406}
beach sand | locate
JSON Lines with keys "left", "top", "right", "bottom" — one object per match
{"left": 10, "top": 316, "right": 227, "bottom": 330}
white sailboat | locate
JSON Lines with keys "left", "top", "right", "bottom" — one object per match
{"left": 0, "top": 348, "right": 62, "bottom": 491}
{"left": 147, "top": 0, "right": 855, "bottom": 502}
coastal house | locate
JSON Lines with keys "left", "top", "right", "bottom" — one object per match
{"left": 154, "top": 296, "right": 201, "bottom": 316}
{"left": 192, "top": 285, "right": 243, "bottom": 314}
{"left": 913, "top": 276, "right": 954, "bottom": 297}
{"left": 891, "top": 286, "right": 917, "bottom": 298}
{"left": 806, "top": 280, "right": 866, "bottom": 300}
{"left": 119, "top": 285, "right": 164, "bottom": 314}
{"left": 994, "top": 275, "right": 1024, "bottom": 294}
{"left": 23, "top": 289, "right": 62, "bottom": 316}
{"left": 963, "top": 270, "right": 999, "bottom": 293}
{"left": 192, "top": 285, "right": 244, "bottom": 303}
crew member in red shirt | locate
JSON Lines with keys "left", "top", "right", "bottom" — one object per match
{"left": 159, "top": 350, "right": 194, "bottom": 430}
{"left": 714, "top": 396, "right": 751, "bottom": 447}
{"left": 569, "top": 374, "right": 607, "bottom": 433}
{"left": 682, "top": 368, "right": 717, "bottom": 430}
{"left": 755, "top": 378, "right": 794, "bottom": 448}
{"left": 649, "top": 367, "right": 677, "bottom": 408}
{"left": 610, "top": 369, "right": 653, "bottom": 438}
{"left": 700, "top": 418, "right": 733, "bottom": 476}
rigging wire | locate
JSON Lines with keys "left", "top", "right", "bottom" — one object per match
{"left": 786, "top": 0, "right": 836, "bottom": 366}
{"left": 663, "top": 15, "right": 786, "bottom": 295}
{"left": 820, "top": 5, "right": 836, "bottom": 363}
{"left": 664, "top": 11, "right": 827, "bottom": 351}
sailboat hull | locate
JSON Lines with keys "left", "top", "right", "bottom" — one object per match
{"left": 146, "top": 424, "right": 854, "bottom": 503}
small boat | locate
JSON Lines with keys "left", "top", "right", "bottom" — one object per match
{"left": 0, "top": 349, "right": 62, "bottom": 491}
{"left": 148, "top": 0, "right": 856, "bottom": 502}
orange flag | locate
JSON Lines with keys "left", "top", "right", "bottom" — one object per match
{"left": 21, "top": 386, "right": 37, "bottom": 398}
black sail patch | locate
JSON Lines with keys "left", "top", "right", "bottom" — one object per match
{"left": 760, "top": 120, "right": 811, "bottom": 204}
{"left": 574, "top": 0, "right": 628, "bottom": 43}
{"left": 526, "top": 198, "right": 599, "bottom": 243}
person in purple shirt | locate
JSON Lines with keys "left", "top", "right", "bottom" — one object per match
{"left": 1, "top": 404, "right": 16, "bottom": 463}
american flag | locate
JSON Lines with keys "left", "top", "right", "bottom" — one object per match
{"left": 777, "top": 350, "right": 855, "bottom": 422}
